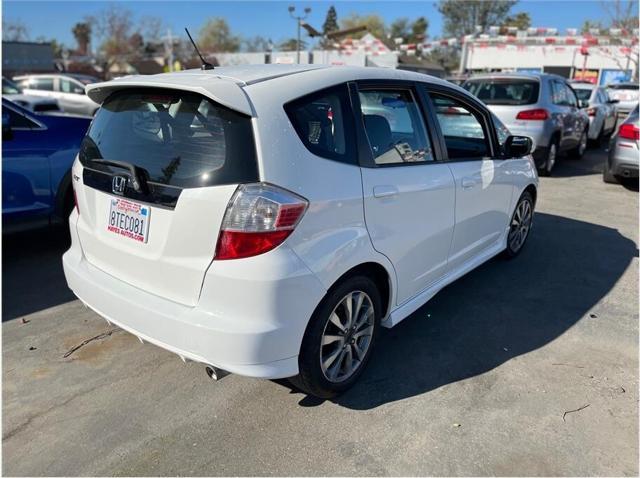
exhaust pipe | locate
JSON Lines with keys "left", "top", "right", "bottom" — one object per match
{"left": 205, "top": 365, "right": 229, "bottom": 381}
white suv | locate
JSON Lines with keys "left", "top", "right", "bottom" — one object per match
{"left": 63, "top": 65, "right": 538, "bottom": 398}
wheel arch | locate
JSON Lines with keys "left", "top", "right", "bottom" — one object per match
{"left": 327, "top": 262, "right": 393, "bottom": 320}
{"left": 523, "top": 183, "right": 537, "bottom": 206}
{"left": 54, "top": 169, "right": 73, "bottom": 219}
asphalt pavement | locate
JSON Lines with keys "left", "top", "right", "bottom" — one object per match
{"left": 2, "top": 145, "right": 638, "bottom": 476}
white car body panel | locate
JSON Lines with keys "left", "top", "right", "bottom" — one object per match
{"left": 63, "top": 65, "right": 538, "bottom": 379}
{"left": 360, "top": 163, "right": 455, "bottom": 304}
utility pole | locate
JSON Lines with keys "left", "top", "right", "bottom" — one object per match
{"left": 288, "top": 5, "right": 311, "bottom": 64}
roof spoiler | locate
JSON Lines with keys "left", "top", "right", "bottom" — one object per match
{"left": 85, "top": 75, "right": 254, "bottom": 116}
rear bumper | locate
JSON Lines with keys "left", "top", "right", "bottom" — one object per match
{"left": 63, "top": 212, "right": 326, "bottom": 379}
{"left": 610, "top": 140, "right": 639, "bottom": 178}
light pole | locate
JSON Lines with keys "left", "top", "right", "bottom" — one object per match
{"left": 288, "top": 5, "right": 311, "bottom": 64}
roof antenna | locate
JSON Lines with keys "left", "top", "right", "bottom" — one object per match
{"left": 184, "top": 27, "right": 214, "bottom": 70}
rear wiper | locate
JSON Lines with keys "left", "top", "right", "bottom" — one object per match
{"left": 90, "top": 159, "right": 149, "bottom": 194}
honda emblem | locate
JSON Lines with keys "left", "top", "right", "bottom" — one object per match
{"left": 112, "top": 175, "right": 127, "bottom": 195}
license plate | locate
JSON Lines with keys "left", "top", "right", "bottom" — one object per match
{"left": 107, "top": 198, "right": 150, "bottom": 243}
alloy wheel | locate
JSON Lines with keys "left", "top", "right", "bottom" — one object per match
{"left": 320, "top": 291, "right": 375, "bottom": 383}
{"left": 508, "top": 199, "right": 532, "bottom": 253}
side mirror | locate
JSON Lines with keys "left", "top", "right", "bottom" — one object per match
{"left": 73, "top": 88, "right": 85, "bottom": 95}
{"left": 2, "top": 112, "right": 13, "bottom": 141}
{"left": 504, "top": 135, "right": 532, "bottom": 158}
{"left": 608, "top": 98, "right": 620, "bottom": 104}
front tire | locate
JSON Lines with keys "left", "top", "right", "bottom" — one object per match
{"left": 503, "top": 191, "right": 534, "bottom": 258}
{"left": 290, "top": 275, "right": 382, "bottom": 398}
{"left": 603, "top": 159, "right": 619, "bottom": 184}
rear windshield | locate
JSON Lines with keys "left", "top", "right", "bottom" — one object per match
{"left": 464, "top": 79, "right": 540, "bottom": 105}
{"left": 573, "top": 88, "right": 592, "bottom": 101}
{"left": 79, "top": 89, "right": 258, "bottom": 188}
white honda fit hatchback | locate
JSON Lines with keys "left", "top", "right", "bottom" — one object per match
{"left": 63, "top": 65, "right": 538, "bottom": 398}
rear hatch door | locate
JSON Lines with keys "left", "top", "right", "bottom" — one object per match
{"left": 74, "top": 86, "right": 258, "bottom": 305}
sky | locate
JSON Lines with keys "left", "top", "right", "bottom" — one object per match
{"left": 3, "top": 0, "right": 611, "bottom": 48}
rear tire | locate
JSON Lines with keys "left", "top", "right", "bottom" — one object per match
{"left": 290, "top": 275, "right": 382, "bottom": 399}
{"left": 570, "top": 128, "right": 588, "bottom": 159}
{"left": 538, "top": 139, "right": 558, "bottom": 177}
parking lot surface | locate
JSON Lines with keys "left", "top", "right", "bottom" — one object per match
{"left": 3, "top": 147, "right": 638, "bottom": 476}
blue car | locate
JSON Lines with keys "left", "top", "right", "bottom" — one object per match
{"left": 2, "top": 98, "right": 91, "bottom": 232}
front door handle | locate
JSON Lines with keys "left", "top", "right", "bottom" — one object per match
{"left": 373, "top": 185, "right": 399, "bottom": 198}
{"left": 461, "top": 178, "right": 476, "bottom": 189}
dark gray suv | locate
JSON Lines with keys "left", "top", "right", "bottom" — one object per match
{"left": 464, "top": 73, "right": 590, "bottom": 176}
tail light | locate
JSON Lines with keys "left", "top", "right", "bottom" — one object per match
{"left": 516, "top": 108, "right": 549, "bottom": 120}
{"left": 215, "top": 183, "right": 308, "bottom": 260}
{"left": 619, "top": 123, "right": 640, "bottom": 141}
{"left": 587, "top": 107, "right": 597, "bottom": 117}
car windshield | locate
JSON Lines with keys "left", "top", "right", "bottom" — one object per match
{"left": 2, "top": 77, "right": 22, "bottom": 94}
{"left": 573, "top": 89, "right": 592, "bottom": 101}
{"left": 463, "top": 79, "right": 540, "bottom": 105}
{"left": 79, "top": 89, "right": 258, "bottom": 189}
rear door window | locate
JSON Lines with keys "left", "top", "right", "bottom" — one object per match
{"left": 79, "top": 89, "right": 258, "bottom": 189}
{"left": 464, "top": 79, "right": 539, "bottom": 105}
{"left": 284, "top": 84, "right": 356, "bottom": 164}
{"left": 32, "top": 78, "right": 54, "bottom": 91}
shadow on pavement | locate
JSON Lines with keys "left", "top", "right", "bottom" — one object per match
{"left": 2, "top": 226, "right": 74, "bottom": 321}
{"left": 283, "top": 212, "right": 637, "bottom": 409}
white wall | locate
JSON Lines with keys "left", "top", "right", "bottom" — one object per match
{"left": 467, "top": 44, "right": 636, "bottom": 76}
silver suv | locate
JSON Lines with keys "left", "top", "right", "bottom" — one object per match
{"left": 463, "top": 73, "right": 590, "bottom": 176}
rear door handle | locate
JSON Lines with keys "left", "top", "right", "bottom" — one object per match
{"left": 373, "top": 185, "right": 399, "bottom": 198}
{"left": 461, "top": 178, "right": 476, "bottom": 189}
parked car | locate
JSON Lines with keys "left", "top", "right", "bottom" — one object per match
{"left": 603, "top": 105, "right": 639, "bottom": 184}
{"left": 571, "top": 82, "right": 618, "bottom": 146}
{"left": 606, "top": 82, "right": 639, "bottom": 117}
{"left": 63, "top": 65, "right": 538, "bottom": 398}
{"left": 13, "top": 73, "right": 101, "bottom": 116}
{"left": 2, "top": 98, "right": 91, "bottom": 232}
{"left": 463, "top": 73, "right": 590, "bottom": 176}
{"left": 2, "top": 76, "right": 61, "bottom": 113}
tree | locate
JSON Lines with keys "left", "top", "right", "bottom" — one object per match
{"left": 437, "top": 0, "right": 517, "bottom": 37}
{"left": 389, "top": 16, "right": 428, "bottom": 46}
{"left": 340, "top": 13, "right": 386, "bottom": 39}
{"left": 50, "top": 39, "right": 65, "bottom": 58}
{"left": 198, "top": 17, "right": 241, "bottom": 53}
{"left": 2, "top": 19, "right": 29, "bottom": 41}
{"left": 424, "top": 47, "right": 460, "bottom": 74}
{"left": 321, "top": 5, "right": 339, "bottom": 48}
{"left": 72, "top": 22, "right": 92, "bottom": 56}
{"left": 581, "top": 19, "right": 603, "bottom": 34}
{"left": 601, "top": 0, "right": 638, "bottom": 31}
{"left": 279, "top": 38, "right": 308, "bottom": 51}
{"left": 502, "top": 12, "right": 531, "bottom": 30}
{"left": 243, "top": 36, "right": 271, "bottom": 52}
{"left": 86, "top": 5, "right": 134, "bottom": 72}
{"left": 139, "top": 16, "right": 164, "bottom": 44}
{"left": 411, "top": 17, "right": 429, "bottom": 43}
{"left": 389, "top": 18, "right": 411, "bottom": 42}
